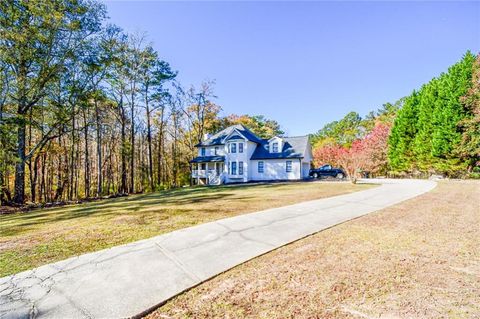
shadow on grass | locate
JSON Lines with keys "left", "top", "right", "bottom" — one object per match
{"left": 0, "top": 183, "right": 270, "bottom": 236}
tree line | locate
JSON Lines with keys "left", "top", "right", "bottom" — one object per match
{"left": 312, "top": 51, "right": 480, "bottom": 181}
{"left": 0, "top": 0, "right": 283, "bottom": 206}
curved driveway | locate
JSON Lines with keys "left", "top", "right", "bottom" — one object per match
{"left": 0, "top": 179, "right": 436, "bottom": 319}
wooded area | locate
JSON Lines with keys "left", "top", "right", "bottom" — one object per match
{"left": 312, "top": 52, "right": 480, "bottom": 181}
{"left": 0, "top": 0, "right": 283, "bottom": 205}
{"left": 1, "top": 1, "right": 478, "bottom": 205}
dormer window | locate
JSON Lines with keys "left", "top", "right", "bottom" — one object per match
{"left": 272, "top": 142, "right": 279, "bottom": 153}
{"left": 230, "top": 143, "right": 237, "bottom": 153}
{"left": 268, "top": 136, "right": 283, "bottom": 154}
{"left": 201, "top": 147, "right": 206, "bottom": 156}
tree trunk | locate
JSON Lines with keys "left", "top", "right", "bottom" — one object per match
{"left": 130, "top": 91, "right": 135, "bottom": 193}
{"left": 83, "top": 110, "right": 90, "bottom": 198}
{"left": 69, "top": 112, "right": 76, "bottom": 200}
{"left": 119, "top": 97, "right": 127, "bottom": 194}
{"left": 13, "top": 119, "right": 26, "bottom": 204}
{"left": 95, "top": 98, "right": 102, "bottom": 197}
{"left": 145, "top": 89, "right": 154, "bottom": 191}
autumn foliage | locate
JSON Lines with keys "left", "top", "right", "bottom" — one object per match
{"left": 313, "top": 122, "right": 392, "bottom": 183}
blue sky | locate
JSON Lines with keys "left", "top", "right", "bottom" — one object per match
{"left": 104, "top": 1, "right": 480, "bottom": 136}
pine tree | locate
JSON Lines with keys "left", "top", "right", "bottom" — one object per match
{"left": 431, "top": 52, "right": 475, "bottom": 174}
{"left": 388, "top": 91, "right": 419, "bottom": 173}
{"left": 412, "top": 81, "right": 438, "bottom": 170}
{"left": 457, "top": 54, "right": 480, "bottom": 170}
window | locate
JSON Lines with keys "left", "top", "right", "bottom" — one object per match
{"left": 201, "top": 163, "right": 206, "bottom": 170}
{"left": 258, "top": 161, "right": 264, "bottom": 173}
{"left": 231, "top": 162, "right": 237, "bottom": 175}
{"left": 239, "top": 143, "right": 244, "bottom": 153}
{"left": 214, "top": 146, "right": 219, "bottom": 155}
{"left": 272, "top": 142, "right": 278, "bottom": 153}
{"left": 286, "top": 160, "right": 292, "bottom": 172}
{"left": 239, "top": 161, "right": 244, "bottom": 175}
{"left": 201, "top": 147, "right": 206, "bottom": 156}
{"left": 230, "top": 143, "right": 236, "bottom": 153}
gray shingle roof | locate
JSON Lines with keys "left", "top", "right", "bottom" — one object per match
{"left": 190, "top": 156, "right": 225, "bottom": 163}
{"left": 250, "top": 136, "right": 309, "bottom": 160}
{"left": 195, "top": 124, "right": 263, "bottom": 146}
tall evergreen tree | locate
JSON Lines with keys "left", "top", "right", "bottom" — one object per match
{"left": 431, "top": 52, "right": 475, "bottom": 173}
{"left": 388, "top": 51, "right": 477, "bottom": 176}
{"left": 388, "top": 92, "right": 419, "bottom": 172}
{"left": 458, "top": 54, "right": 480, "bottom": 169}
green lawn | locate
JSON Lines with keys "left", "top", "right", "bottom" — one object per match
{"left": 0, "top": 181, "right": 371, "bottom": 277}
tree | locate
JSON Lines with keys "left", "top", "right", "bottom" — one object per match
{"left": 361, "top": 122, "right": 391, "bottom": 175}
{"left": 0, "top": 0, "right": 106, "bottom": 204}
{"left": 388, "top": 92, "right": 419, "bottom": 173}
{"left": 221, "top": 114, "right": 284, "bottom": 139}
{"left": 388, "top": 51, "right": 476, "bottom": 176}
{"left": 458, "top": 53, "right": 480, "bottom": 169}
{"left": 311, "top": 111, "right": 363, "bottom": 147}
{"left": 430, "top": 52, "right": 475, "bottom": 173}
{"left": 313, "top": 141, "right": 366, "bottom": 184}
{"left": 140, "top": 53, "right": 176, "bottom": 190}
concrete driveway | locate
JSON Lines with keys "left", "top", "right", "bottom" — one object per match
{"left": 0, "top": 179, "right": 436, "bottom": 319}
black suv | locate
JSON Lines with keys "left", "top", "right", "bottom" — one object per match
{"left": 309, "top": 164, "right": 345, "bottom": 179}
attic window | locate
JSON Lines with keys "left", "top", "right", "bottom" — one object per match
{"left": 272, "top": 142, "right": 279, "bottom": 153}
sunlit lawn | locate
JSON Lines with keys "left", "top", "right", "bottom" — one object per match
{"left": 0, "top": 181, "right": 371, "bottom": 277}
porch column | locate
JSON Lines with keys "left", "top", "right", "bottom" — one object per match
{"left": 196, "top": 163, "right": 200, "bottom": 185}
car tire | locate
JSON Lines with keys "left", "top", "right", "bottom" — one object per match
{"left": 313, "top": 173, "right": 319, "bottom": 179}
{"left": 336, "top": 173, "right": 344, "bottom": 179}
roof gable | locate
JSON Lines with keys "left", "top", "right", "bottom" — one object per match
{"left": 195, "top": 124, "right": 262, "bottom": 147}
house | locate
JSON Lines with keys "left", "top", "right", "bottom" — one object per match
{"left": 190, "top": 124, "right": 313, "bottom": 185}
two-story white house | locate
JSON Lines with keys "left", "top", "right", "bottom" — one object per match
{"left": 190, "top": 124, "right": 313, "bottom": 185}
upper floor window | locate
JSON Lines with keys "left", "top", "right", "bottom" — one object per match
{"left": 214, "top": 146, "right": 219, "bottom": 155}
{"left": 230, "top": 143, "right": 237, "bottom": 153}
{"left": 258, "top": 161, "right": 264, "bottom": 173}
{"left": 231, "top": 161, "right": 237, "bottom": 175}
{"left": 286, "top": 160, "right": 292, "bottom": 172}
{"left": 239, "top": 143, "right": 244, "bottom": 153}
{"left": 272, "top": 142, "right": 279, "bottom": 153}
{"left": 239, "top": 161, "right": 244, "bottom": 175}
{"left": 201, "top": 147, "right": 206, "bottom": 156}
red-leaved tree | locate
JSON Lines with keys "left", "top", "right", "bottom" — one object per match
{"left": 361, "top": 122, "right": 392, "bottom": 175}
{"left": 313, "top": 122, "right": 392, "bottom": 183}
{"left": 313, "top": 141, "right": 366, "bottom": 183}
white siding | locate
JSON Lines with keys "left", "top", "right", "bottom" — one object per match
{"left": 301, "top": 162, "right": 310, "bottom": 178}
{"left": 197, "top": 145, "right": 227, "bottom": 156}
{"left": 250, "top": 159, "right": 301, "bottom": 181}
{"left": 224, "top": 139, "right": 249, "bottom": 183}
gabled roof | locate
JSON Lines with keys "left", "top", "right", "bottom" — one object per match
{"left": 250, "top": 136, "right": 310, "bottom": 160}
{"left": 225, "top": 134, "right": 244, "bottom": 141}
{"left": 195, "top": 124, "right": 263, "bottom": 147}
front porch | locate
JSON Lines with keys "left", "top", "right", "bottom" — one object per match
{"left": 190, "top": 159, "right": 225, "bottom": 185}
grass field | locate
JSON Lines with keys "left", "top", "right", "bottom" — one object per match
{"left": 148, "top": 180, "right": 480, "bottom": 319}
{"left": 0, "top": 181, "right": 370, "bottom": 277}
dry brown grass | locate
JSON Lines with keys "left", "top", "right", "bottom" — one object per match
{"left": 148, "top": 180, "right": 480, "bottom": 319}
{"left": 0, "top": 181, "right": 368, "bottom": 277}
